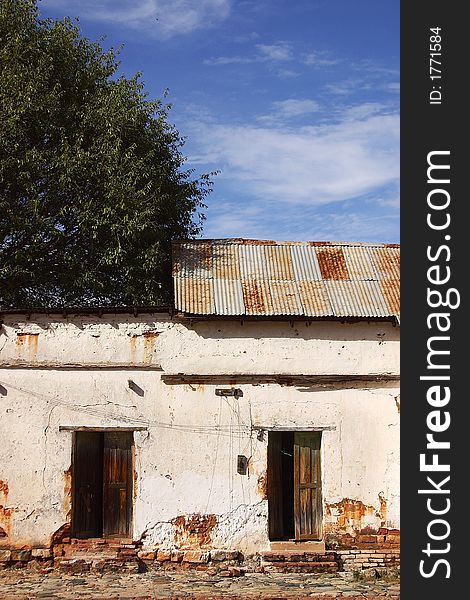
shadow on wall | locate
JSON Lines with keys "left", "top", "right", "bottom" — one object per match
{"left": 186, "top": 319, "right": 399, "bottom": 343}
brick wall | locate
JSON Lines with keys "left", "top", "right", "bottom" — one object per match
{"left": 326, "top": 527, "right": 400, "bottom": 550}
{"left": 337, "top": 549, "right": 400, "bottom": 571}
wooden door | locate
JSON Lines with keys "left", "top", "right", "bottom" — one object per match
{"left": 72, "top": 432, "right": 103, "bottom": 538}
{"left": 103, "top": 431, "right": 133, "bottom": 538}
{"left": 267, "top": 432, "right": 284, "bottom": 540}
{"left": 294, "top": 432, "right": 322, "bottom": 540}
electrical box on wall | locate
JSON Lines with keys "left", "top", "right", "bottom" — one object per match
{"left": 237, "top": 455, "right": 248, "bottom": 475}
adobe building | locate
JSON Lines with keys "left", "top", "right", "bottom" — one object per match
{"left": 0, "top": 239, "right": 400, "bottom": 573}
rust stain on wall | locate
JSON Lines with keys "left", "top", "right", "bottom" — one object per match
{"left": 378, "top": 493, "right": 387, "bottom": 523}
{"left": 256, "top": 473, "right": 267, "bottom": 500}
{"left": 172, "top": 514, "right": 217, "bottom": 548}
{"left": 16, "top": 332, "right": 39, "bottom": 355}
{"left": 130, "top": 334, "right": 138, "bottom": 357}
{"left": 133, "top": 447, "right": 138, "bottom": 503}
{"left": 325, "top": 498, "right": 377, "bottom": 531}
{"left": 0, "top": 506, "right": 12, "bottom": 539}
{"left": 143, "top": 331, "right": 159, "bottom": 364}
{"left": 63, "top": 468, "right": 72, "bottom": 523}
{"left": 0, "top": 480, "right": 11, "bottom": 539}
{"left": 394, "top": 395, "right": 400, "bottom": 413}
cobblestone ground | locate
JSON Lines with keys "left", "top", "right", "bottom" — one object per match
{"left": 0, "top": 570, "right": 400, "bottom": 599}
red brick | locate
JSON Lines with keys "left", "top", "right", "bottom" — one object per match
{"left": 385, "top": 534, "right": 400, "bottom": 544}
{"left": 137, "top": 551, "right": 155, "bottom": 560}
{"left": 170, "top": 550, "right": 184, "bottom": 563}
{"left": 11, "top": 549, "right": 31, "bottom": 562}
{"left": 182, "top": 550, "right": 209, "bottom": 563}
{"left": 156, "top": 550, "right": 171, "bottom": 562}
{"left": 357, "top": 535, "right": 377, "bottom": 544}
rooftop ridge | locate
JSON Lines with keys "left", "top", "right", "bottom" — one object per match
{"left": 172, "top": 239, "right": 399, "bottom": 248}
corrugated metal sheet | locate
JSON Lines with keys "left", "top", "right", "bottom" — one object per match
{"left": 173, "top": 241, "right": 212, "bottom": 278}
{"left": 316, "top": 247, "right": 349, "bottom": 280}
{"left": 291, "top": 245, "right": 322, "bottom": 281}
{"left": 268, "top": 280, "right": 302, "bottom": 315}
{"left": 175, "top": 278, "right": 214, "bottom": 314}
{"left": 213, "top": 278, "right": 244, "bottom": 315}
{"left": 342, "top": 246, "right": 377, "bottom": 280}
{"left": 370, "top": 246, "right": 400, "bottom": 281}
{"left": 242, "top": 280, "right": 273, "bottom": 315}
{"left": 172, "top": 240, "right": 400, "bottom": 320}
{"left": 325, "top": 280, "right": 389, "bottom": 318}
{"left": 239, "top": 244, "right": 270, "bottom": 280}
{"left": 370, "top": 246, "right": 400, "bottom": 321}
{"left": 212, "top": 244, "right": 241, "bottom": 280}
{"left": 265, "top": 245, "right": 296, "bottom": 280}
{"left": 380, "top": 279, "right": 400, "bottom": 319}
{"left": 297, "top": 281, "right": 332, "bottom": 316}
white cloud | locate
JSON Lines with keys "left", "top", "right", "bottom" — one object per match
{"left": 255, "top": 42, "right": 292, "bottom": 61}
{"left": 41, "top": 0, "right": 231, "bottom": 37}
{"left": 294, "top": 210, "right": 399, "bottom": 243}
{"left": 202, "top": 197, "right": 399, "bottom": 242}
{"left": 257, "top": 99, "right": 321, "bottom": 124}
{"left": 189, "top": 111, "right": 399, "bottom": 206}
{"left": 233, "top": 31, "right": 260, "bottom": 43}
{"left": 276, "top": 69, "right": 301, "bottom": 79}
{"left": 303, "top": 51, "right": 339, "bottom": 67}
{"left": 205, "top": 41, "right": 293, "bottom": 66}
{"left": 324, "top": 80, "right": 364, "bottom": 96}
{"left": 352, "top": 59, "right": 399, "bottom": 77}
{"left": 272, "top": 99, "right": 321, "bottom": 118}
{"left": 384, "top": 82, "right": 400, "bottom": 93}
{"left": 204, "top": 55, "right": 257, "bottom": 65}
{"left": 340, "top": 103, "right": 389, "bottom": 121}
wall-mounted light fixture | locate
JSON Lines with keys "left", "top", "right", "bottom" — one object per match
{"left": 215, "top": 388, "right": 243, "bottom": 398}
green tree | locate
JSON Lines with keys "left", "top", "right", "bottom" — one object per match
{"left": 0, "top": 0, "right": 213, "bottom": 308}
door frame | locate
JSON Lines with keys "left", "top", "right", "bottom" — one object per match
{"left": 266, "top": 428, "right": 325, "bottom": 542}
{"left": 70, "top": 428, "right": 136, "bottom": 539}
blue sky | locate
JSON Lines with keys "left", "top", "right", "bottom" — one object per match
{"left": 39, "top": 0, "right": 399, "bottom": 243}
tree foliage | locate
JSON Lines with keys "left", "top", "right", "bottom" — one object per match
{"left": 0, "top": 0, "right": 212, "bottom": 308}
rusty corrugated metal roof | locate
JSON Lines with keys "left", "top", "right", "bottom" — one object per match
{"left": 173, "top": 240, "right": 400, "bottom": 321}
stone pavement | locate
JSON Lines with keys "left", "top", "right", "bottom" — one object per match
{"left": 0, "top": 569, "right": 400, "bottom": 599}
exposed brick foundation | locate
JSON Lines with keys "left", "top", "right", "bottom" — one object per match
{"left": 337, "top": 549, "right": 400, "bottom": 572}
{"left": 325, "top": 527, "right": 400, "bottom": 551}
{"left": 260, "top": 552, "right": 339, "bottom": 574}
{"left": 0, "top": 532, "right": 400, "bottom": 575}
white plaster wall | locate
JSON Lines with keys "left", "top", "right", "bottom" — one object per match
{"left": 0, "top": 314, "right": 399, "bottom": 553}
{"left": 0, "top": 315, "right": 399, "bottom": 375}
